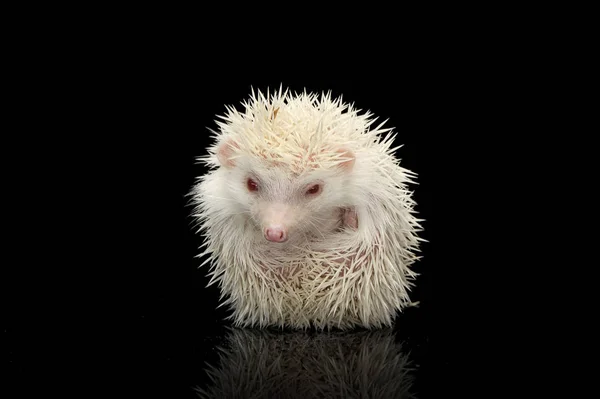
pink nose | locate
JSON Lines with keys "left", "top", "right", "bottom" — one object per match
{"left": 265, "top": 226, "right": 287, "bottom": 242}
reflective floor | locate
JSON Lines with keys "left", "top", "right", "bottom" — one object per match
{"left": 116, "top": 297, "right": 455, "bottom": 398}
{"left": 194, "top": 326, "right": 419, "bottom": 398}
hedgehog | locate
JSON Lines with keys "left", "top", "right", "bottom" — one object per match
{"left": 190, "top": 86, "right": 423, "bottom": 330}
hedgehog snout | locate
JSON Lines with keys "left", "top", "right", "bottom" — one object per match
{"left": 260, "top": 203, "right": 294, "bottom": 243}
{"left": 265, "top": 225, "right": 288, "bottom": 242}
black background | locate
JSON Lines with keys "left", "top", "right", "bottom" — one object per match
{"left": 7, "top": 71, "right": 508, "bottom": 397}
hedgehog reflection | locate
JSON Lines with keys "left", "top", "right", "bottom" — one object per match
{"left": 195, "top": 328, "right": 415, "bottom": 399}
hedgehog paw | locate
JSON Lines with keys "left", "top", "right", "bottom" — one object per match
{"left": 342, "top": 207, "right": 358, "bottom": 230}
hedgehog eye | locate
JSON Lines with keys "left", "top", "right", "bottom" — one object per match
{"left": 305, "top": 184, "right": 321, "bottom": 196}
{"left": 247, "top": 178, "right": 259, "bottom": 192}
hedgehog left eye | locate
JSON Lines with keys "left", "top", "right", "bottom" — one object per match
{"left": 305, "top": 184, "right": 321, "bottom": 196}
{"left": 247, "top": 178, "right": 259, "bottom": 192}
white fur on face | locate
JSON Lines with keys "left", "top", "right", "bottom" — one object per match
{"left": 228, "top": 159, "right": 350, "bottom": 243}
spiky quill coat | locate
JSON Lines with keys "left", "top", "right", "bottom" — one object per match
{"left": 191, "top": 88, "right": 423, "bottom": 330}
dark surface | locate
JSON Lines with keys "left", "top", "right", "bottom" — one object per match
{"left": 7, "top": 76, "right": 498, "bottom": 397}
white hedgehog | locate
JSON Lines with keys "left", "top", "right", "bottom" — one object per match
{"left": 190, "top": 86, "right": 423, "bottom": 330}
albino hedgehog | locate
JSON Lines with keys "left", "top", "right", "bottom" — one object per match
{"left": 191, "top": 87, "right": 423, "bottom": 330}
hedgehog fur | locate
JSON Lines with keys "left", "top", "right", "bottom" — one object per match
{"left": 191, "top": 86, "right": 423, "bottom": 330}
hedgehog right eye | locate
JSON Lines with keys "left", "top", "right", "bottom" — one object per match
{"left": 247, "top": 178, "right": 259, "bottom": 192}
{"left": 305, "top": 183, "right": 321, "bottom": 196}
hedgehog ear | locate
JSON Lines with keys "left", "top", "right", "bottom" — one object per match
{"left": 336, "top": 148, "right": 355, "bottom": 171}
{"left": 216, "top": 138, "right": 239, "bottom": 168}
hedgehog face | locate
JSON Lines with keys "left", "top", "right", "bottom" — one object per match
{"left": 247, "top": 169, "right": 348, "bottom": 244}
{"left": 216, "top": 139, "right": 355, "bottom": 244}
